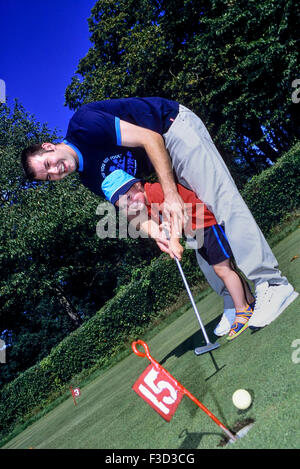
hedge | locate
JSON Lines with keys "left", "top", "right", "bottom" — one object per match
{"left": 0, "top": 251, "right": 203, "bottom": 437}
{"left": 1, "top": 141, "right": 299, "bottom": 439}
{"left": 242, "top": 142, "right": 300, "bottom": 233}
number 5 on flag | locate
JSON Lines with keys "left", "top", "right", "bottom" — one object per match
{"left": 133, "top": 364, "right": 183, "bottom": 421}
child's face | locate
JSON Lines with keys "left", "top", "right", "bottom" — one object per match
{"left": 115, "top": 182, "right": 147, "bottom": 214}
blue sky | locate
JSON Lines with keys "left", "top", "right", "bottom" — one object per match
{"left": 0, "top": 0, "right": 96, "bottom": 136}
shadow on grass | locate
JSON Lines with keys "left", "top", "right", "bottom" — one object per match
{"left": 160, "top": 314, "right": 222, "bottom": 366}
{"left": 159, "top": 314, "right": 231, "bottom": 432}
{"left": 178, "top": 428, "right": 222, "bottom": 449}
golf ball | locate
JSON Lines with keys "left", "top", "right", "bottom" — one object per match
{"left": 232, "top": 389, "right": 252, "bottom": 410}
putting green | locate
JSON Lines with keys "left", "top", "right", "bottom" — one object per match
{"left": 3, "top": 228, "right": 300, "bottom": 449}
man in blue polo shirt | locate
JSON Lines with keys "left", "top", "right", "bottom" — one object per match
{"left": 21, "top": 97, "right": 298, "bottom": 331}
{"left": 65, "top": 97, "right": 179, "bottom": 197}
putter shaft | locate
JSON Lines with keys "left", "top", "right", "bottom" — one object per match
{"left": 159, "top": 214, "right": 219, "bottom": 352}
{"left": 174, "top": 257, "right": 211, "bottom": 344}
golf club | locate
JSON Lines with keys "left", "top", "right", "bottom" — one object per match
{"left": 159, "top": 214, "right": 220, "bottom": 355}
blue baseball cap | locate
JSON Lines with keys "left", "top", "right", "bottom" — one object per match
{"left": 101, "top": 170, "right": 141, "bottom": 205}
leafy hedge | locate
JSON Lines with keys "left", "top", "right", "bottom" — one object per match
{"left": 1, "top": 142, "right": 300, "bottom": 439}
{"left": 0, "top": 252, "right": 202, "bottom": 437}
{"left": 242, "top": 142, "right": 300, "bottom": 234}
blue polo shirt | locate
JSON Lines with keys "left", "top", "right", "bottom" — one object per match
{"left": 64, "top": 97, "right": 179, "bottom": 198}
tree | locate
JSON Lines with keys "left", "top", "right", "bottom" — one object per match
{"left": 65, "top": 0, "right": 300, "bottom": 184}
{"left": 169, "top": 0, "right": 300, "bottom": 174}
{"left": 0, "top": 101, "right": 157, "bottom": 387}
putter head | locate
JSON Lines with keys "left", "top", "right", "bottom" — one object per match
{"left": 227, "top": 422, "right": 254, "bottom": 445}
{"left": 194, "top": 342, "right": 220, "bottom": 355}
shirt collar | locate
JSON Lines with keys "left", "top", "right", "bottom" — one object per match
{"left": 63, "top": 139, "right": 84, "bottom": 172}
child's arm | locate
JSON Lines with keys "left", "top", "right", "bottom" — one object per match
{"left": 140, "top": 217, "right": 183, "bottom": 260}
{"left": 127, "top": 211, "right": 182, "bottom": 259}
{"left": 124, "top": 207, "right": 183, "bottom": 260}
{"left": 139, "top": 218, "right": 172, "bottom": 257}
{"left": 160, "top": 219, "right": 184, "bottom": 260}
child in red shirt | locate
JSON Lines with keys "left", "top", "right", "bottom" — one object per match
{"left": 102, "top": 170, "right": 255, "bottom": 340}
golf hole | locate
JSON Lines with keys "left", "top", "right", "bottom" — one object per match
{"left": 217, "top": 418, "right": 255, "bottom": 447}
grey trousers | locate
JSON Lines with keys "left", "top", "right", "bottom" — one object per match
{"left": 163, "top": 105, "right": 287, "bottom": 306}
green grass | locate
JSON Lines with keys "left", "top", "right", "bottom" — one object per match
{"left": 2, "top": 227, "right": 300, "bottom": 449}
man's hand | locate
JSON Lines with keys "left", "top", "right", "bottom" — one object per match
{"left": 157, "top": 217, "right": 184, "bottom": 261}
{"left": 162, "top": 189, "right": 185, "bottom": 241}
{"left": 168, "top": 237, "right": 184, "bottom": 261}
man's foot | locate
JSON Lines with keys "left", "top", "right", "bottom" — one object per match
{"left": 214, "top": 308, "right": 236, "bottom": 336}
{"left": 249, "top": 282, "right": 299, "bottom": 329}
{"left": 227, "top": 305, "right": 253, "bottom": 341}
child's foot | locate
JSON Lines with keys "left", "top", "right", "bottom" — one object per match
{"left": 214, "top": 308, "right": 236, "bottom": 336}
{"left": 227, "top": 305, "right": 253, "bottom": 341}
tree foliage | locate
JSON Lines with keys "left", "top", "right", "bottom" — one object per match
{"left": 65, "top": 0, "right": 300, "bottom": 183}
{"left": 0, "top": 101, "right": 157, "bottom": 387}
{"left": 1, "top": 0, "right": 299, "bottom": 387}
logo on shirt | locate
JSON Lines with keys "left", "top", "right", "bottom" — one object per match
{"left": 101, "top": 152, "right": 137, "bottom": 179}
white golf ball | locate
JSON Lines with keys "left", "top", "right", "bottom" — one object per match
{"left": 232, "top": 389, "right": 252, "bottom": 410}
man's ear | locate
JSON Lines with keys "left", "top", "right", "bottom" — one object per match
{"left": 41, "top": 142, "right": 56, "bottom": 152}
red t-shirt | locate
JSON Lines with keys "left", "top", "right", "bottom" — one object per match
{"left": 144, "top": 182, "right": 216, "bottom": 231}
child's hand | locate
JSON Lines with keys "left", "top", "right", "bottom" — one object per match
{"left": 169, "top": 237, "right": 184, "bottom": 261}
{"left": 154, "top": 226, "right": 171, "bottom": 255}
{"left": 156, "top": 220, "right": 184, "bottom": 260}
{"left": 156, "top": 236, "right": 171, "bottom": 255}
{"left": 155, "top": 233, "right": 183, "bottom": 260}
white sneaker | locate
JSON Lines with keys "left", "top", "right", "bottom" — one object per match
{"left": 249, "top": 282, "right": 299, "bottom": 329}
{"left": 214, "top": 308, "right": 236, "bottom": 336}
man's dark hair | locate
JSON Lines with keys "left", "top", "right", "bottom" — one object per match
{"left": 21, "top": 143, "right": 49, "bottom": 181}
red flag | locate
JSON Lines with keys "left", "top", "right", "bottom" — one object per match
{"left": 70, "top": 386, "right": 81, "bottom": 405}
{"left": 72, "top": 387, "right": 81, "bottom": 397}
{"left": 133, "top": 364, "right": 184, "bottom": 421}
{"left": 132, "top": 340, "right": 238, "bottom": 442}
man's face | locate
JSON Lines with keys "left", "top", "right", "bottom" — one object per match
{"left": 116, "top": 182, "right": 147, "bottom": 214}
{"left": 29, "top": 143, "right": 78, "bottom": 181}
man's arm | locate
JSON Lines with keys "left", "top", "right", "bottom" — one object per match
{"left": 119, "top": 120, "right": 185, "bottom": 239}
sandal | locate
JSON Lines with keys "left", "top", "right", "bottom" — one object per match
{"left": 227, "top": 305, "right": 253, "bottom": 341}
